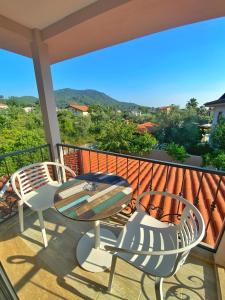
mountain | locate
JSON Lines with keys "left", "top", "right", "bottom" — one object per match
{"left": 2, "top": 88, "right": 140, "bottom": 109}
{"left": 54, "top": 88, "right": 139, "bottom": 109}
{"left": 1, "top": 96, "right": 38, "bottom": 106}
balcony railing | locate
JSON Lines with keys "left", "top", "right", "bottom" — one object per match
{"left": 0, "top": 143, "right": 224, "bottom": 253}
{"left": 57, "top": 143, "right": 225, "bottom": 252}
{"left": 0, "top": 144, "right": 51, "bottom": 223}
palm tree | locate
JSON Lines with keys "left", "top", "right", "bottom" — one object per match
{"left": 186, "top": 98, "right": 198, "bottom": 109}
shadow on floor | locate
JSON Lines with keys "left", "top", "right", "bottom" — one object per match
{"left": 3, "top": 209, "right": 216, "bottom": 300}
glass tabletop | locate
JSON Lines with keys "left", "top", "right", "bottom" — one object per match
{"left": 54, "top": 172, "right": 132, "bottom": 221}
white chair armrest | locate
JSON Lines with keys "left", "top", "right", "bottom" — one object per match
{"left": 11, "top": 174, "right": 22, "bottom": 200}
{"left": 45, "top": 162, "right": 76, "bottom": 178}
{"left": 104, "top": 243, "right": 196, "bottom": 256}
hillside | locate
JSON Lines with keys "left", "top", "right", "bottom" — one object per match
{"left": 1, "top": 88, "right": 140, "bottom": 109}
{"left": 1, "top": 96, "right": 38, "bottom": 106}
{"left": 54, "top": 88, "right": 139, "bottom": 109}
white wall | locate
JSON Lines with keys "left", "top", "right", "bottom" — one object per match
{"left": 212, "top": 106, "right": 225, "bottom": 127}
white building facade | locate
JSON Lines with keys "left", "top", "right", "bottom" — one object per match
{"left": 205, "top": 93, "right": 225, "bottom": 127}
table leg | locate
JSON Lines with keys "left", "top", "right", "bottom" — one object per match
{"left": 94, "top": 220, "right": 100, "bottom": 249}
{"left": 76, "top": 221, "right": 117, "bottom": 272}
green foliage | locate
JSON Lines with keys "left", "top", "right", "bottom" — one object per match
{"left": 201, "top": 118, "right": 225, "bottom": 170}
{"left": 96, "top": 119, "right": 135, "bottom": 152}
{"left": 57, "top": 109, "right": 92, "bottom": 144}
{"left": 211, "top": 152, "right": 225, "bottom": 170}
{"left": 203, "top": 150, "right": 225, "bottom": 171}
{"left": 210, "top": 118, "right": 225, "bottom": 150}
{"left": 154, "top": 105, "right": 202, "bottom": 153}
{"left": 186, "top": 98, "right": 198, "bottom": 110}
{"left": 4, "top": 96, "right": 38, "bottom": 107}
{"left": 54, "top": 88, "right": 141, "bottom": 109}
{"left": 129, "top": 132, "right": 157, "bottom": 155}
{"left": 3, "top": 88, "right": 144, "bottom": 110}
{"left": 152, "top": 99, "right": 212, "bottom": 154}
{"left": 0, "top": 106, "right": 46, "bottom": 174}
{"left": 197, "top": 106, "right": 212, "bottom": 124}
{"left": 88, "top": 104, "right": 122, "bottom": 136}
{"left": 166, "top": 143, "right": 189, "bottom": 162}
{"left": 189, "top": 142, "right": 213, "bottom": 156}
{"left": 0, "top": 94, "right": 216, "bottom": 173}
{"left": 0, "top": 106, "right": 45, "bottom": 154}
{"left": 96, "top": 118, "right": 157, "bottom": 154}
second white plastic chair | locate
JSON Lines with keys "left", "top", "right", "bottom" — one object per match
{"left": 105, "top": 191, "right": 205, "bottom": 300}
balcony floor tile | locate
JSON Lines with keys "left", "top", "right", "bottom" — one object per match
{"left": 0, "top": 208, "right": 217, "bottom": 300}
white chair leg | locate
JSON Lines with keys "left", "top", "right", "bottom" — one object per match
{"left": 155, "top": 277, "right": 163, "bottom": 300}
{"left": 37, "top": 210, "right": 48, "bottom": 248}
{"left": 108, "top": 255, "right": 117, "bottom": 292}
{"left": 18, "top": 203, "right": 24, "bottom": 232}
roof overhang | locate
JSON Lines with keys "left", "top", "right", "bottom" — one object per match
{"left": 1, "top": 0, "right": 225, "bottom": 64}
{"left": 205, "top": 102, "right": 225, "bottom": 108}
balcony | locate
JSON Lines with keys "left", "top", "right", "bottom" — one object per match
{"left": 0, "top": 144, "right": 224, "bottom": 299}
{"left": 0, "top": 204, "right": 218, "bottom": 300}
{"left": 1, "top": 1, "right": 225, "bottom": 299}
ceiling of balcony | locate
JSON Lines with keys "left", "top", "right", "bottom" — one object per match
{"left": 0, "top": 0, "right": 98, "bottom": 29}
{"left": 1, "top": 0, "right": 225, "bottom": 64}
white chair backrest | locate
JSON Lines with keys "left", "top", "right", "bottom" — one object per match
{"left": 135, "top": 191, "right": 205, "bottom": 274}
{"left": 11, "top": 161, "right": 76, "bottom": 200}
{"left": 136, "top": 191, "right": 205, "bottom": 245}
{"left": 14, "top": 162, "right": 52, "bottom": 198}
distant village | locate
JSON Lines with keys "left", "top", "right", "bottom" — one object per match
{"left": 0, "top": 95, "right": 223, "bottom": 135}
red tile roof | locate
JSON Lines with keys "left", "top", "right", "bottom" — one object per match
{"left": 0, "top": 176, "right": 18, "bottom": 222}
{"left": 69, "top": 104, "right": 89, "bottom": 112}
{"left": 137, "top": 122, "right": 158, "bottom": 133}
{"left": 0, "top": 103, "right": 8, "bottom": 109}
{"left": 159, "top": 106, "right": 171, "bottom": 110}
{"left": 63, "top": 150, "right": 225, "bottom": 247}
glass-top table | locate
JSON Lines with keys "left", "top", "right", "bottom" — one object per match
{"left": 54, "top": 172, "right": 132, "bottom": 272}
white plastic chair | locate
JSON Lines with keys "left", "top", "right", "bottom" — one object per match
{"left": 11, "top": 161, "right": 75, "bottom": 247}
{"left": 105, "top": 191, "right": 205, "bottom": 300}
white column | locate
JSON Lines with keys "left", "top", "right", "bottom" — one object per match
{"left": 30, "top": 29, "right": 61, "bottom": 161}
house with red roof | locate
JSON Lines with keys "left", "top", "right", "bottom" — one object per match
{"left": 0, "top": 103, "right": 8, "bottom": 110}
{"left": 69, "top": 103, "right": 89, "bottom": 116}
{"left": 159, "top": 105, "right": 171, "bottom": 113}
{"left": 137, "top": 122, "right": 158, "bottom": 133}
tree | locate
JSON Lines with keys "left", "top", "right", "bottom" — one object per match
{"left": 0, "top": 106, "right": 45, "bottom": 154}
{"left": 7, "top": 96, "right": 19, "bottom": 106}
{"left": 186, "top": 98, "right": 198, "bottom": 110}
{"left": 210, "top": 118, "right": 225, "bottom": 151}
{"left": 200, "top": 118, "right": 225, "bottom": 170}
{"left": 0, "top": 106, "right": 46, "bottom": 174}
{"left": 153, "top": 105, "right": 201, "bottom": 152}
{"left": 197, "top": 106, "right": 212, "bottom": 124}
{"left": 97, "top": 119, "right": 135, "bottom": 152}
{"left": 203, "top": 150, "right": 225, "bottom": 171}
{"left": 129, "top": 132, "right": 157, "bottom": 155}
{"left": 96, "top": 118, "right": 157, "bottom": 155}
{"left": 166, "top": 143, "right": 189, "bottom": 162}
{"left": 57, "top": 109, "right": 92, "bottom": 144}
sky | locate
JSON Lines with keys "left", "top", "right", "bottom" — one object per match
{"left": 1, "top": 16, "right": 225, "bottom": 107}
